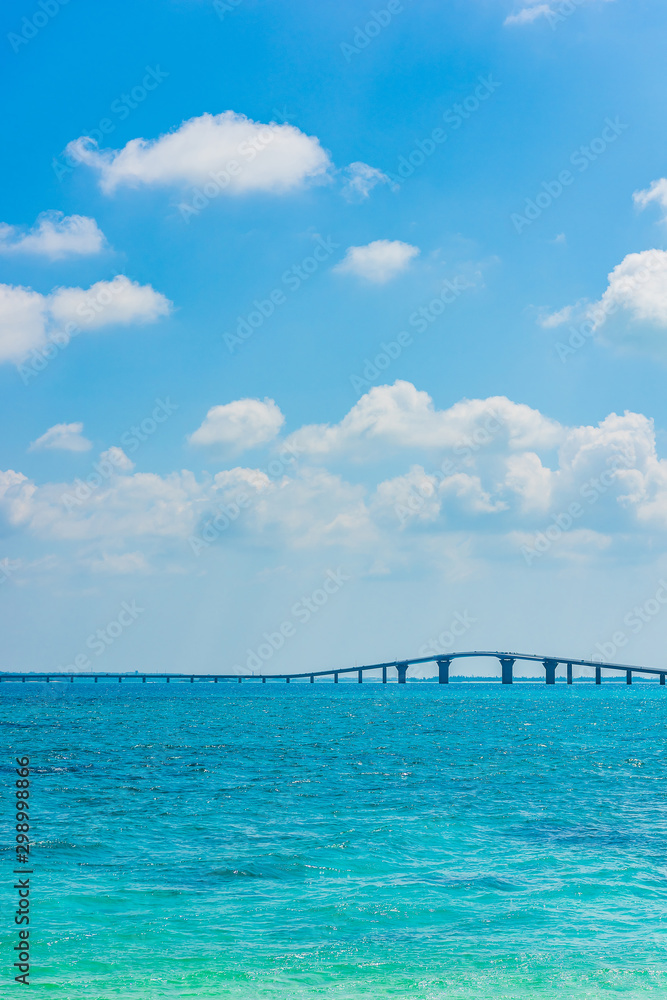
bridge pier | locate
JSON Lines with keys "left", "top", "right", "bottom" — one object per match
{"left": 595, "top": 666, "right": 601, "bottom": 684}
{"left": 238, "top": 676, "right": 242, "bottom": 684}
{"left": 310, "top": 674, "right": 314, "bottom": 683}
{"left": 661, "top": 674, "right": 665, "bottom": 686}
{"left": 626, "top": 670, "right": 632, "bottom": 685}
{"left": 543, "top": 659, "right": 558, "bottom": 685}
{"left": 566, "top": 662, "right": 573, "bottom": 685}
{"left": 382, "top": 666, "right": 387, "bottom": 684}
{"left": 499, "top": 657, "right": 514, "bottom": 685}
{"left": 286, "top": 677, "right": 290, "bottom": 684}
{"left": 334, "top": 672, "right": 338, "bottom": 684}
{"left": 396, "top": 661, "right": 409, "bottom": 685}
{"left": 437, "top": 658, "right": 451, "bottom": 685}
{"left": 358, "top": 669, "right": 363, "bottom": 683}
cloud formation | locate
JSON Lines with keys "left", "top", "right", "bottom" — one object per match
{"left": 0, "top": 275, "right": 172, "bottom": 364}
{"left": 0, "top": 212, "right": 106, "bottom": 259}
{"left": 334, "top": 240, "right": 420, "bottom": 284}
{"left": 634, "top": 177, "right": 667, "bottom": 222}
{"left": 5, "top": 382, "right": 666, "bottom": 576}
{"left": 29, "top": 423, "right": 92, "bottom": 453}
{"left": 340, "top": 162, "right": 395, "bottom": 202}
{"left": 545, "top": 250, "right": 667, "bottom": 359}
{"left": 189, "top": 398, "right": 285, "bottom": 452}
{"left": 67, "top": 111, "right": 331, "bottom": 195}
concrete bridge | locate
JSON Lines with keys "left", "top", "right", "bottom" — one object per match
{"left": 0, "top": 651, "right": 665, "bottom": 685}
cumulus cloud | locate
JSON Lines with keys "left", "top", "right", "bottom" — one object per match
{"left": 29, "top": 423, "right": 92, "bottom": 453}
{"left": 5, "top": 386, "right": 667, "bottom": 574}
{"left": 340, "top": 162, "right": 395, "bottom": 202}
{"left": 334, "top": 240, "right": 420, "bottom": 284}
{"left": 67, "top": 111, "right": 331, "bottom": 195}
{"left": 0, "top": 275, "right": 172, "bottom": 364}
{"left": 0, "top": 212, "right": 106, "bottom": 259}
{"left": 286, "top": 381, "right": 563, "bottom": 458}
{"left": 189, "top": 398, "right": 284, "bottom": 452}
{"left": 543, "top": 250, "right": 667, "bottom": 360}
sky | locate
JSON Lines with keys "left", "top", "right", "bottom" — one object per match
{"left": 2, "top": 0, "right": 667, "bottom": 678}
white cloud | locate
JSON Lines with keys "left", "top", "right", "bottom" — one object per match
{"left": 504, "top": 0, "right": 612, "bottom": 26}
{"left": 543, "top": 250, "right": 667, "bottom": 360}
{"left": 189, "top": 398, "right": 284, "bottom": 452}
{"left": 5, "top": 388, "right": 667, "bottom": 574}
{"left": 286, "top": 381, "right": 563, "bottom": 458}
{"left": 29, "top": 423, "right": 92, "bottom": 453}
{"left": 67, "top": 111, "right": 331, "bottom": 195}
{"left": 0, "top": 212, "right": 106, "bottom": 259}
{"left": 505, "top": 4, "right": 552, "bottom": 25}
{"left": 634, "top": 177, "right": 667, "bottom": 221}
{"left": 340, "top": 162, "right": 394, "bottom": 202}
{"left": 334, "top": 240, "right": 420, "bottom": 284}
{"left": 0, "top": 276, "right": 172, "bottom": 364}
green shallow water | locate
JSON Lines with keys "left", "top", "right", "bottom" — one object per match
{"left": 1, "top": 682, "right": 666, "bottom": 998}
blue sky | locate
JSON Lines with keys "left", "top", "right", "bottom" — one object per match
{"left": 2, "top": 0, "right": 667, "bottom": 677}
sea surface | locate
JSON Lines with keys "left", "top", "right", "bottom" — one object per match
{"left": 1, "top": 681, "right": 666, "bottom": 999}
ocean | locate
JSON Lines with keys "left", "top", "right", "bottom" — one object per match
{"left": 2, "top": 681, "right": 666, "bottom": 998}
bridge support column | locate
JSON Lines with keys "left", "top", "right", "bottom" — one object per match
{"left": 143, "top": 676, "right": 146, "bottom": 683}
{"left": 238, "top": 676, "right": 242, "bottom": 684}
{"left": 595, "top": 666, "right": 601, "bottom": 685}
{"left": 382, "top": 666, "right": 387, "bottom": 684}
{"left": 543, "top": 659, "right": 558, "bottom": 685}
{"left": 437, "top": 659, "right": 451, "bottom": 685}
{"left": 396, "top": 661, "right": 409, "bottom": 685}
{"left": 626, "top": 670, "right": 632, "bottom": 685}
{"left": 286, "top": 677, "right": 290, "bottom": 684}
{"left": 262, "top": 676, "right": 266, "bottom": 683}
{"left": 661, "top": 674, "right": 665, "bottom": 686}
{"left": 567, "top": 662, "right": 573, "bottom": 685}
{"left": 310, "top": 674, "right": 314, "bottom": 684}
{"left": 358, "top": 669, "right": 363, "bottom": 683}
{"left": 334, "top": 673, "right": 338, "bottom": 684}
{"left": 499, "top": 657, "right": 514, "bottom": 685}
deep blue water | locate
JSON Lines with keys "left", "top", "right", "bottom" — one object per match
{"left": 1, "top": 682, "right": 666, "bottom": 998}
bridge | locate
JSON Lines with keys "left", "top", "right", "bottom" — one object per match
{"left": 0, "top": 651, "right": 665, "bottom": 685}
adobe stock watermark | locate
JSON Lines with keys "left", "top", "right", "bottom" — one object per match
{"left": 233, "top": 569, "right": 350, "bottom": 674}
{"left": 188, "top": 442, "right": 301, "bottom": 555}
{"left": 340, "top": 1, "right": 411, "bottom": 62}
{"left": 61, "top": 398, "right": 178, "bottom": 511}
{"left": 52, "top": 66, "right": 169, "bottom": 182}
{"left": 0, "top": 558, "right": 19, "bottom": 587}
{"left": 395, "top": 412, "right": 504, "bottom": 525}
{"left": 593, "top": 580, "right": 667, "bottom": 662}
{"left": 223, "top": 236, "right": 340, "bottom": 353}
{"left": 56, "top": 600, "right": 144, "bottom": 672}
{"left": 213, "top": 0, "right": 244, "bottom": 19}
{"left": 386, "top": 75, "right": 501, "bottom": 187}
{"left": 554, "top": 250, "right": 665, "bottom": 363}
{"left": 545, "top": 0, "right": 600, "bottom": 30}
{"left": 8, "top": 0, "right": 70, "bottom": 54}
{"left": 350, "top": 274, "right": 472, "bottom": 394}
{"left": 417, "top": 611, "right": 477, "bottom": 659}
{"left": 520, "top": 455, "right": 632, "bottom": 565}
{"left": 511, "top": 117, "right": 628, "bottom": 234}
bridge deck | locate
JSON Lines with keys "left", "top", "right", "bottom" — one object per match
{"left": 0, "top": 651, "right": 665, "bottom": 683}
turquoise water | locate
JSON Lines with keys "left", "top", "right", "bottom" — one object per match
{"left": 2, "top": 682, "right": 667, "bottom": 998}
